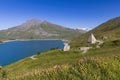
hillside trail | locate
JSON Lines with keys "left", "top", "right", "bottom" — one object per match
{"left": 30, "top": 55, "right": 37, "bottom": 60}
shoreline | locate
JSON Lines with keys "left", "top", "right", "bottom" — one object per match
{"left": 1, "top": 39, "right": 69, "bottom": 43}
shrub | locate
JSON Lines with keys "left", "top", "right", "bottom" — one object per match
{"left": 37, "top": 51, "right": 41, "bottom": 55}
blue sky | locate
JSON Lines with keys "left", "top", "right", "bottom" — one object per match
{"left": 0, "top": 0, "right": 120, "bottom": 30}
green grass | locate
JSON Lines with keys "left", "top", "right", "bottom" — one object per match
{"left": 17, "top": 56, "right": 120, "bottom": 80}
{"left": 1, "top": 39, "right": 120, "bottom": 80}
{"left": 0, "top": 43, "right": 119, "bottom": 80}
{"left": 2, "top": 50, "right": 83, "bottom": 79}
{"left": 71, "top": 16, "right": 120, "bottom": 47}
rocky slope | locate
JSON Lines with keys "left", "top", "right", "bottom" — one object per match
{"left": 0, "top": 19, "right": 85, "bottom": 40}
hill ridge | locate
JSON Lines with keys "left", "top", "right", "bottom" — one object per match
{"left": 0, "top": 18, "right": 84, "bottom": 40}
{"left": 70, "top": 16, "right": 120, "bottom": 47}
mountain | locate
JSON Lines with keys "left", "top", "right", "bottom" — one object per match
{"left": 74, "top": 28, "right": 88, "bottom": 33}
{"left": 2, "top": 17, "right": 120, "bottom": 80}
{"left": 75, "top": 27, "right": 92, "bottom": 31}
{"left": 0, "top": 19, "right": 84, "bottom": 40}
{"left": 70, "top": 16, "right": 120, "bottom": 47}
{"left": 1, "top": 17, "right": 120, "bottom": 80}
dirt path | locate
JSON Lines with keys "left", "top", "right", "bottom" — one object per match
{"left": 80, "top": 47, "right": 91, "bottom": 53}
{"left": 30, "top": 55, "right": 37, "bottom": 60}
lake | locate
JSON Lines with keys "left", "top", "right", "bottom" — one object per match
{"left": 0, "top": 40, "right": 64, "bottom": 66}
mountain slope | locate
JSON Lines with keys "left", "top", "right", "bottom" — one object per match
{"left": 2, "top": 44, "right": 120, "bottom": 80}
{"left": 0, "top": 19, "right": 84, "bottom": 40}
{"left": 70, "top": 16, "right": 120, "bottom": 47}
{"left": 1, "top": 17, "right": 120, "bottom": 80}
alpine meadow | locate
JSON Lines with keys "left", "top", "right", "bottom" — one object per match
{"left": 0, "top": 0, "right": 120, "bottom": 80}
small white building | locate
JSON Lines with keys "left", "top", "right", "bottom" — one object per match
{"left": 88, "top": 33, "right": 97, "bottom": 44}
{"left": 63, "top": 43, "right": 70, "bottom": 51}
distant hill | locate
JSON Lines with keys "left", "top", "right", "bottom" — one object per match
{"left": 70, "top": 17, "right": 120, "bottom": 47}
{"left": 0, "top": 19, "right": 85, "bottom": 40}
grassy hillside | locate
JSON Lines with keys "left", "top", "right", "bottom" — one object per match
{"left": 40, "top": 22, "right": 81, "bottom": 40}
{"left": 1, "top": 17, "right": 120, "bottom": 80}
{"left": 70, "top": 16, "right": 120, "bottom": 47}
{"left": 1, "top": 41, "right": 120, "bottom": 80}
{"left": 2, "top": 50, "right": 82, "bottom": 79}
{"left": 14, "top": 55, "right": 120, "bottom": 80}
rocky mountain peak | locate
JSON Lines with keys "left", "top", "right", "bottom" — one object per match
{"left": 42, "top": 20, "right": 50, "bottom": 24}
{"left": 20, "top": 18, "right": 42, "bottom": 27}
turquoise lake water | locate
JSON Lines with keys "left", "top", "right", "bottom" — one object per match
{"left": 0, "top": 40, "right": 64, "bottom": 66}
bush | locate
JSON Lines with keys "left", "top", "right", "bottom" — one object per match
{"left": 102, "top": 39, "right": 120, "bottom": 47}
{"left": 0, "top": 70, "right": 7, "bottom": 79}
{"left": 37, "top": 51, "right": 41, "bottom": 55}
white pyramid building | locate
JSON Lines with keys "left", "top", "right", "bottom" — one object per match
{"left": 63, "top": 43, "right": 70, "bottom": 51}
{"left": 88, "top": 33, "right": 97, "bottom": 44}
